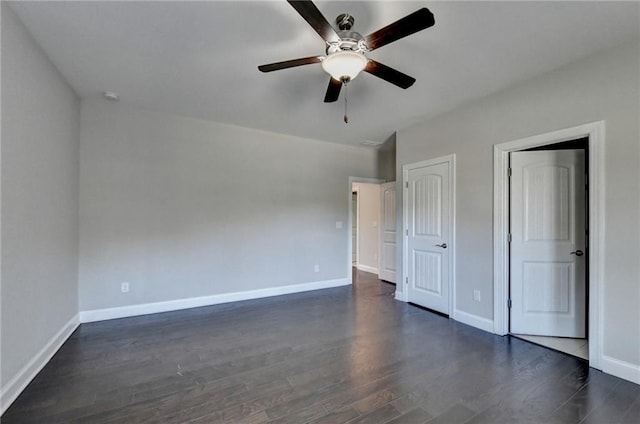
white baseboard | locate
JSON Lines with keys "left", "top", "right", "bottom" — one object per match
{"left": 0, "top": 314, "right": 80, "bottom": 415}
{"left": 602, "top": 355, "right": 640, "bottom": 385}
{"left": 453, "top": 309, "right": 494, "bottom": 333}
{"left": 357, "top": 264, "right": 379, "bottom": 275}
{"left": 80, "top": 278, "right": 350, "bottom": 323}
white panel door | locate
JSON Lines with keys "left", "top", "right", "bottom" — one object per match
{"left": 406, "top": 162, "right": 451, "bottom": 314}
{"left": 379, "top": 182, "right": 396, "bottom": 283}
{"left": 510, "top": 150, "right": 586, "bottom": 337}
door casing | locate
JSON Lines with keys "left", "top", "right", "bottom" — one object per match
{"left": 493, "top": 121, "right": 605, "bottom": 370}
{"left": 352, "top": 191, "right": 359, "bottom": 266}
{"left": 400, "top": 154, "right": 456, "bottom": 317}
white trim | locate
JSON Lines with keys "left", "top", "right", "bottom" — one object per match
{"left": 492, "top": 120, "right": 605, "bottom": 371}
{"left": 347, "top": 177, "right": 384, "bottom": 282}
{"left": 602, "top": 355, "right": 640, "bottom": 385}
{"left": 453, "top": 309, "right": 494, "bottom": 333}
{"left": 451, "top": 156, "right": 457, "bottom": 318}
{"left": 357, "top": 264, "right": 378, "bottom": 274}
{"left": 400, "top": 166, "right": 409, "bottom": 302}
{"left": 401, "top": 154, "right": 456, "bottom": 316}
{"left": 0, "top": 314, "right": 80, "bottom": 415}
{"left": 80, "top": 278, "right": 349, "bottom": 323}
{"left": 351, "top": 186, "right": 360, "bottom": 270}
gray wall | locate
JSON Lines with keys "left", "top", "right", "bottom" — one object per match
{"left": 1, "top": 4, "right": 80, "bottom": 387}
{"left": 78, "top": 100, "right": 378, "bottom": 311}
{"left": 396, "top": 39, "right": 640, "bottom": 366}
{"left": 377, "top": 134, "right": 396, "bottom": 183}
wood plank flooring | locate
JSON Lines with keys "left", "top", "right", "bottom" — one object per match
{"left": 3, "top": 270, "right": 639, "bottom": 423}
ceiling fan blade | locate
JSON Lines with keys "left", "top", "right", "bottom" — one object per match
{"left": 287, "top": 0, "right": 340, "bottom": 43}
{"left": 364, "top": 60, "right": 416, "bottom": 89}
{"left": 365, "top": 8, "right": 435, "bottom": 51}
{"left": 258, "top": 56, "right": 322, "bottom": 72}
{"left": 324, "top": 78, "right": 342, "bottom": 102}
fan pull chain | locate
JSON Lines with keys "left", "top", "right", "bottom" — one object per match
{"left": 343, "top": 81, "right": 349, "bottom": 124}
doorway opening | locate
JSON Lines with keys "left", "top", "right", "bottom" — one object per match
{"left": 493, "top": 121, "right": 605, "bottom": 370}
{"left": 347, "top": 177, "right": 384, "bottom": 282}
{"left": 509, "top": 137, "right": 589, "bottom": 360}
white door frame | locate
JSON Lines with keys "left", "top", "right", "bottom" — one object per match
{"left": 400, "top": 154, "right": 456, "bottom": 317}
{"left": 348, "top": 177, "right": 384, "bottom": 283}
{"left": 352, "top": 189, "right": 359, "bottom": 267}
{"left": 493, "top": 121, "right": 605, "bottom": 370}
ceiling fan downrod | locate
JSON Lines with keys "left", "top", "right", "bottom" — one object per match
{"left": 336, "top": 13, "right": 354, "bottom": 31}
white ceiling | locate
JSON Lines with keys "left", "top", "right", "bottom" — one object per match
{"left": 9, "top": 1, "right": 640, "bottom": 146}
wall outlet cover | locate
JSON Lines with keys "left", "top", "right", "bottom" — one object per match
{"left": 473, "top": 290, "right": 481, "bottom": 302}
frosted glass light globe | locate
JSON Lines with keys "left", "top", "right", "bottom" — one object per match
{"left": 322, "top": 51, "right": 368, "bottom": 81}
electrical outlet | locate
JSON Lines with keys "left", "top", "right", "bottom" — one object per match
{"left": 336, "top": 221, "right": 343, "bottom": 229}
{"left": 473, "top": 290, "right": 481, "bottom": 302}
{"left": 314, "top": 265, "right": 320, "bottom": 273}
{"left": 121, "top": 282, "right": 130, "bottom": 293}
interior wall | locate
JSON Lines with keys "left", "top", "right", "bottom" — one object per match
{"left": 78, "top": 100, "right": 378, "bottom": 312}
{"left": 351, "top": 183, "right": 380, "bottom": 274}
{"left": 1, "top": 3, "right": 80, "bottom": 389}
{"left": 377, "top": 133, "right": 396, "bottom": 182}
{"left": 396, "top": 39, "right": 640, "bottom": 368}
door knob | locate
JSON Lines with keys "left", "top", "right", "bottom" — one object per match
{"left": 570, "top": 250, "right": 584, "bottom": 256}
{"left": 436, "top": 243, "right": 447, "bottom": 249}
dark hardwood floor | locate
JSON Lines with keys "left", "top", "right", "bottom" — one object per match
{"left": 3, "top": 269, "right": 639, "bottom": 423}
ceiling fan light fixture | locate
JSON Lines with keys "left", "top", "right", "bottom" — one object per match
{"left": 321, "top": 51, "right": 368, "bottom": 82}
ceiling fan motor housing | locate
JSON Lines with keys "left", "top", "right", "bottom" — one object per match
{"left": 326, "top": 35, "right": 367, "bottom": 54}
{"left": 324, "top": 14, "right": 367, "bottom": 54}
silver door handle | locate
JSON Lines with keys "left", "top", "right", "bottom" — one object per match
{"left": 570, "top": 250, "right": 584, "bottom": 256}
{"left": 436, "top": 243, "right": 447, "bottom": 249}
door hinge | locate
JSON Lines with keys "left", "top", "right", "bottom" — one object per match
{"left": 508, "top": 233, "right": 512, "bottom": 243}
{"left": 507, "top": 299, "right": 512, "bottom": 309}
{"left": 405, "top": 229, "right": 408, "bottom": 236}
{"left": 405, "top": 181, "right": 409, "bottom": 189}
{"left": 508, "top": 168, "right": 512, "bottom": 177}
{"left": 405, "top": 277, "right": 409, "bottom": 285}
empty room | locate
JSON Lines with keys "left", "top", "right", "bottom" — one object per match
{"left": 1, "top": 1, "right": 639, "bottom": 423}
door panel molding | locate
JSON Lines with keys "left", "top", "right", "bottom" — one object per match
{"left": 493, "top": 121, "right": 605, "bottom": 370}
{"left": 379, "top": 182, "right": 397, "bottom": 283}
{"left": 401, "top": 154, "right": 456, "bottom": 318}
{"left": 510, "top": 150, "right": 586, "bottom": 337}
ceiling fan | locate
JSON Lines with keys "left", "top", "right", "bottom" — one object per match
{"left": 258, "top": 1, "right": 435, "bottom": 111}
